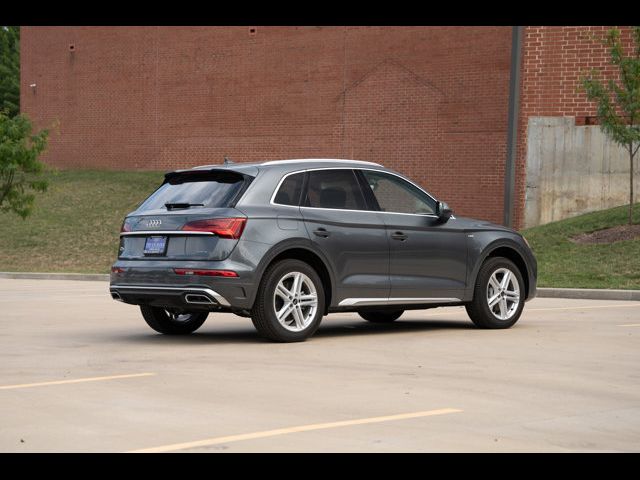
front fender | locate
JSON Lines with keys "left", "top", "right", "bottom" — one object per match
{"left": 466, "top": 233, "right": 537, "bottom": 301}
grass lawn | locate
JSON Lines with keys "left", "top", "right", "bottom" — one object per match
{"left": 1, "top": 169, "right": 639, "bottom": 289}
{"left": 522, "top": 203, "right": 640, "bottom": 290}
{"left": 0, "top": 170, "right": 163, "bottom": 273}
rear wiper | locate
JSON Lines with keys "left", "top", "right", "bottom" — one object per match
{"left": 164, "top": 202, "right": 205, "bottom": 210}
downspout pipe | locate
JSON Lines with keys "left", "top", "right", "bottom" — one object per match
{"left": 504, "top": 26, "right": 524, "bottom": 228}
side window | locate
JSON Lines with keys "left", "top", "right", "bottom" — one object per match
{"left": 304, "top": 169, "right": 367, "bottom": 210}
{"left": 273, "top": 172, "right": 304, "bottom": 206}
{"left": 361, "top": 170, "right": 436, "bottom": 215}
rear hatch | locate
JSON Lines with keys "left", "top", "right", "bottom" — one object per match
{"left": 119, "top": 169, "right": 252, "bottom": 262}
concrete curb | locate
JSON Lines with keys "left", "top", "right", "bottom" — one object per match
{"left": 1, "top": 272, "right": 639, "bottom": 300}
{"left": 537, "top": 287, "right": 640, "bottom": 301}
{"left": 0, "top": 272, "right": 109, "bottom": 282}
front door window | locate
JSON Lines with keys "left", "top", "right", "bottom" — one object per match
{"left": 361, "top": 170, "right": 436, "bottom": 215}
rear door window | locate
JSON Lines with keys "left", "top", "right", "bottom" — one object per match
{"left": 304, "top": 169, "right": 367, "bottom": 210}
{"left": 137, "top": 171, "right": 247, "bottom": 212}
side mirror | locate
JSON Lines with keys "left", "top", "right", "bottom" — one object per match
{"left": 436, "top": 201, "right": 453, "bottom": 223}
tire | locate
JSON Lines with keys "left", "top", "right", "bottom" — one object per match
{"left": 140, "top": 306, "right": 208, "bottom": 335}
{"left": 358, "top": 310, "right": 404, "bottom": 323}
{"left": 250, "top": 259, "right": 325, "bottom": 342}
{"left": 465, "top": 256, "right": 525, "bottom": 329}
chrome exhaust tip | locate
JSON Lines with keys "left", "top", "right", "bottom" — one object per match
{"left": 184, "top": 294, "right": 214, "bottom": 305}
{"left": 111, "top": 291, "right": 123, "bottom": 302}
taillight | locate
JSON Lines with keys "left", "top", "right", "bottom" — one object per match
{"left": 111, "top": 266, "right": 126, "bottom": 274}
{"left": 121, "top": 220, "right": 132, "bottom": 232}
{"left": 181, "top": 218, "right": 246, "bottom": 239}
{"left": 174, "top": 268, "right": 238, "bottom": 277}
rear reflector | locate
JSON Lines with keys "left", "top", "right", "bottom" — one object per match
{"left": 174, "top": 268, "right": 238, "bottom": 277}
{"left": 181, "top": 218, "right": 246, "bottom": 239}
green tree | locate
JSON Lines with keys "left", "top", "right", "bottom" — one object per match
{"left": 0, "top": 26, "right": 19, "bottom": 117}
{"left": 582, "top": 27, "right": 640, "bottom": 225}
{"left": 0, "top": 111, "right": 49, "bottom": 218}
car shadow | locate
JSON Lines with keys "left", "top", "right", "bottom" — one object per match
{"left": 106, "top": 317, "right": 475, "bottom": 345}
{"left": 315, "top": 318, "right": 475, "bottom": 339}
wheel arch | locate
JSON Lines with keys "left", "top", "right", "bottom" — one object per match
{"left": 250, "top": 240, "right": 335, "bottom": 314}
{"left": 473, "top": 241, "right": 531, "bottom": 299}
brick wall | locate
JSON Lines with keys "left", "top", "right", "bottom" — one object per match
{"left": 20, "top": 26, "right": 513, "bottom": 226}
{"left": 517, "top": 26, "right": 635, "bottom": 228}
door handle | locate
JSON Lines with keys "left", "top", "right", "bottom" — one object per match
{"left": 391, "top": 231, "right": 408, "bottom": 241}
{"left": 313, "top": 228, "right": 330, "bottom": 238}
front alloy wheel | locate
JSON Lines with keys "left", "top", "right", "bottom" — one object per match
{"left": 465, "top": 257, "right": 525, "bottom": 329}
{"left": 486, "top": 268, "right": 520, "bottom": 321}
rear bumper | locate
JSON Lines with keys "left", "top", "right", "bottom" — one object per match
{"left": 110, "top": 284, "right": 231, "bottom": 309}
{"left": 109, "top": 256, "right": 262, "bottom": 309}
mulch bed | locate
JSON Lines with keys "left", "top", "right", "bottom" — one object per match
{"left": 570, "top": 224, "right": 640, "bottom": 244}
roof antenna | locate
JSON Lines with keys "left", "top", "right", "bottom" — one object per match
{"left": 223, "top": 156, "right": 235, "bottom": 165}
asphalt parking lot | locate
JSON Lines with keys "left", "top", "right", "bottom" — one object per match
{"left": 1, "top": 278, "right": 639, "bottom": 452}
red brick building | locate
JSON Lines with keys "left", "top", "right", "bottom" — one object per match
{"left": 20, "top": 26, "right": 634, "bottom": 229}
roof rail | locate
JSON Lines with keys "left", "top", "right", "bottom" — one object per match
{"left": 261, "top": 159, "right": 382, "bottom": 167}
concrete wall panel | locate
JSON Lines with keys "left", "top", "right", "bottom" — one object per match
{"left": 524, "top": 117, "right": 639, "bottom": 227}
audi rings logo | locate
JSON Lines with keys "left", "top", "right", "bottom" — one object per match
{"left": 146, "top": 219, "right": 162, "bottom": 227}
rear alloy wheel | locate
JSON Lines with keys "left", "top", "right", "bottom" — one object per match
{"left": 251, "top": 259, "right": 325, "bottom": 342}
{"left": 358, "top": 310, "right": 404, "bottom": 323}
{"left": 140, "top": 306, "right": 208, "bottom": 335}
{"left": 465, "top": 257, "right": 525, "bottom": 329}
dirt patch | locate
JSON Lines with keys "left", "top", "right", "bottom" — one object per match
{"left": 570, "top": 224, "right": 640, "bottom": 244}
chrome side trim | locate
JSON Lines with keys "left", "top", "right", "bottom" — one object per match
{"left": 120, "top": 231, "right": 214, "bottom": 237}
{"left": 269, "top": 167, "right": 441, "bottom": 217}
{"left": 338, "top": 297, "right": 462, "bottom": 307}
{"left": 299, "top": 206, "right": 440, "bottom": 218}
{"left": 109, "top": 285, "right": 231, "bottom": 307}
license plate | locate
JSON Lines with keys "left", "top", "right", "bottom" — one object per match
{"left": 143, "top": 236, "right": 167, "bottom": 256}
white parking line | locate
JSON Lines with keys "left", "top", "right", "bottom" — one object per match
{"left": 617, "top": 323, "right": 640, "bottom": 327}
{"left": 0, "top": 373, "right": 156, "bottom": 390}
{"left": 128, "top": 408, "right": 463, "bottom": 453}
{"left": 415, "top": 303, "right": 640, "bottom": 318}
{"left": 529, "top": 304, "right": 640, "bottom": 312}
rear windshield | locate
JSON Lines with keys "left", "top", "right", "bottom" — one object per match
{"left": 137, "top": 171, "right": 247, "bottom": 212}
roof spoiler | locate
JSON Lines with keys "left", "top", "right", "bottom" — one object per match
{"left": 163, "top": 168, "right": 249, "bottom": 184}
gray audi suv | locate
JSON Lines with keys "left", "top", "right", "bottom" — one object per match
{"left": 110, "top": 159, "right": 537, "bottom": 342}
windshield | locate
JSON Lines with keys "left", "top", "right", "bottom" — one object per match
{"left": 137, "top": 171, "right": 247, "bottom": 212}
